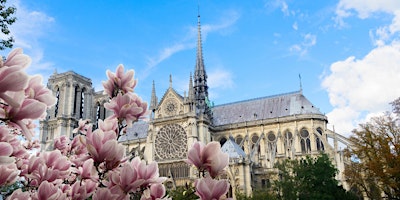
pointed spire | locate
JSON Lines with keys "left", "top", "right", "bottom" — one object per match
{"left": 188, "top": 72, "right": 195, "bottom": 100}
{"left": 169, "top": 74, "right": 172, "bottom": 88}
{"left": 150, "top": 80, "right": 158, "bottom": 112}
{"left": 193, "top": 12, "right": 211, "bottom": 119}
{"left": 299, "top": 74, "right": 303, "bottom": 93}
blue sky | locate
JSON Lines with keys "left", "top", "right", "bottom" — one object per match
{"left": 4, "top": 0, "right": 400, "bottom": 136}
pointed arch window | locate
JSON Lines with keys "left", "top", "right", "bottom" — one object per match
{"left": 54, "top": 88, "right": 60, "bottom": 117}
{"left": 80, "top": 88, "right": 85, "bottom": 118}
{"left": 300, "top": 128, "right": 311, "bottom": 154}
{"left": 316, "top": 128, "right": 325, "bottom": 151}
{"left": 235, "top": 135, "right": 244, "bottom": 150}
{"left": 284, "top": 130, "right": 293, "bottom": 155}
{"left": 219, "top": 137, "right": 227, "bottom": 147}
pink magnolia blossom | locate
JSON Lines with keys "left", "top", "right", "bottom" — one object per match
{"left": 92, "top": 188, "right": 120, "bottom": 200}
{"left": 35, "top": 181, "right": 67, "bottom": 200}
{"left": 186, "top": 141, "right": 229, "bottom": 178}
{"left": 54, "top": 135, "right": 70, "bottom": 155}
{"left": 98, "top": 118, "right": 118, "bottom": 134}
{"left": 86, "top": 128, "right": 125, "bottom": 169}
{"left": 195, "top": 176, "right": 230, "bottom": 200}
{"left": 131, "top": 157, "right": 166, "bottom": 187}
{"left": 108, "top": 161, "right": 145, "bottom": 194}
{"left": 73, "top": 119, "right": 91, "bottom": 135}
{"left": 104, "top": 93, "right": 148, "bottom": 125}
{"left": 3, "top": 92, "right": 47, "bottom": 140}
{"left": 2, "top": 48, "right": 31, "bottom": 69}
{"left": 0, "top": 163, "right": 18, "bottom": 186}
{"left": 69, "top": 179, "right": 97, "bottom": 200}
{"left": 7, "top": 189, "right": 31, "bottom": 199}
{"left": 77, "top": 159, "right": 98, "bottom": 181}
{"left": 140, "top": 183, "right": 167, "bottom": 200}
{"left": 25, "top": 75, "right": 56, "bottom": 107}
{"left": 102, "top": 64, "right": 137, "bottom": 97}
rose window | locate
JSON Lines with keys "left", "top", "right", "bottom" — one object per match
{"left": 155, "top": 124, "right": 187, "bottom": 160}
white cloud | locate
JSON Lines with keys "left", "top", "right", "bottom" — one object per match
{"left": 2, "top": 0, "right": 55, "bottom": 78}
{"left": 142, "top": 10, "right": 240, "bottom": 79}
{"left": 208, "top": 68, "right": 234, "bottom": 89}
{"left": 289, "top": 33, "right": 317, "bottom": 56}
{"left": 322, "top": 42, "right": 400, "bottom": 136}
{"left": 292, "top": 22, "right": 298, "bottom": 30}
{"left": 265, "top": 0, "right": 290, "bottom": 16}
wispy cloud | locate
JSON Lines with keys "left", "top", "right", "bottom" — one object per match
{"left": 334, "top": 0, "right": 400, "bottom": 28}
{"left": 265, "top": 0, "right": 292, "bottom": 16}
{"left": 208, "top": 68, "right": 234, "bottom": 100}
{"left": 142, "top": 10, "right": 240, "bottom": 79}
{"left": 289, "top": 33, "right": 317, "bottom": 56}
{"left": 3, "top": 0, "right": 55, "bottom": 79}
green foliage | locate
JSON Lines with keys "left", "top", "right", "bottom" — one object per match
{"left": 0, "top": 181, "right": 23, "bottom": 197}
{"left": 273, "top": 153, "right": 358, "bottom": 200}
{"left": 0, "top": 0, "right": 16, "bottom": 50}
{"left": 236, "top": 189, "right": 277, "bottom": 200}
{"left": 166, "top": 184, "right": 198, "bottom": 200}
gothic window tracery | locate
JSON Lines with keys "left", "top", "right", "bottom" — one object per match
{"left": 235, "top": 135, "right": 244, "bottom": 150}
{"left": 155, "top": 124, "right": 187, "bottom": 160}
{"left": 300, "top": 128, "right": 311, "bottom": 153}
{"left": 266, "top": 131, "right": 277, "bottom": 168}
{"left": 284, "top": 130, "right": 294, "bottom": 156}
{"left": 316, "top": 127, "right": 325, "bottom": 151}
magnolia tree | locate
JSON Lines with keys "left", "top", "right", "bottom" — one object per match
{"left": 0, "top": 48, "right": 231, "bottom": 200}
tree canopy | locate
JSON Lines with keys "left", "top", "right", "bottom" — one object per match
{"left": 344, "top": 97, "right": 400, "bottom": 199}
{"left": 274, "top": 154, "right": 357, "bottom": 200}
{"left": 0, "top": 0, "right": 16, "bottom": 50}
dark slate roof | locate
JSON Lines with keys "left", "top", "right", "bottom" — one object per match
{"left": 212, "top": 91, "right": 322, "bottom": 126}
{"left": 118, "top": 121, "right": 149, "bottom": 142}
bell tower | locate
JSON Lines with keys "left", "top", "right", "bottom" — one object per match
{"left": 39, "top": 71, "right": 94, "bottom": 150}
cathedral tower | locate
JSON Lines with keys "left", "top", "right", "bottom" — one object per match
{"left": 39, "top": 71, "right": 95, "bottom": 150}
{"left": 193, "top": 14, "right": 212, "bottom": 120}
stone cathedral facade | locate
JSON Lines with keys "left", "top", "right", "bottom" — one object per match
{"left": 40, "top": 15, "right": 349, "bottom": 198}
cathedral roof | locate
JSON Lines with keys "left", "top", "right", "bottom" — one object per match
{"left": 119, "top": 121, "right": 149, "bottom": 142}
{"left": 211, "top": 90, "right": 323, "bottom": 126}
{"left": 221, "top": 137, "right": 247, "bottom": 159}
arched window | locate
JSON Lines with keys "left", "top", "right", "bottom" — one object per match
{"left": 235, "top": 135, "right": 244, "bottom": 150}
{"left": 73, "top": 86, "right": 78, "bottom": 116}
{"left": 54, "top": 88, "right": 60, "bottom": 117}
{"left": 251, "top": 134, "right": 260, "bottom": 154}
{"left": 219, "top": 137, "right": 227, "bottom": 147}
{"left": 316, "top": 128, "right": 325, "bottom": 151}
{"left": 80, "top": 88, "right": 85, "bottom": 118}
{"left": 300, "top": 128, "right": 311, "bottom": 154}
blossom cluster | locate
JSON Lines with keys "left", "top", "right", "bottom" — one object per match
{"left": 0, "top": 48, "right": 231, "bottom": 200}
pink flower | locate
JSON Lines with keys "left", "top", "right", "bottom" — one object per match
{"left": 0, "top": 163, "right": 18, "bottom": 186}
{"left": 140, "top": 183, "right": 166, "bottom": 200}
{"left": 186, "top": 141, "right": 229, "bottom": 178}
{"left": 69, "top": 180, "right": 97, "bottom": 200}
{"left": 86, "top": 128, "right": 125, "bottom": 169}
{"left": 104, "top": 93, "right": 148, "bottom": 126}
{"left": 102, "top": 64, "right": 137, "bottom": 97}
{"left": 7, "top": 189, "right": 31, "bottom": 199}
{"left": 77, "top": 159, "right": 98, "bottom": 181}
{"left": 108, "top": 161, "right": 144, "bottom": 194}
{"left": 131, "top": 157, "right": 166, "bottom": 187}
{"left": 92, "top": 188, "right": 120, "bottom": 200}
{"left": 25, "top": 75, "right": 56, "bottom": 107}
{"left": 98, "top": 118, "right": 118, "bottom": 134}
{"left": 195, "top": 176, "right": 230, "bottom": 200}
{"left": 73, "top": 119, "right": 91, "bottom": 135}
{"left": 35, "top": 181, "right": 67, "bottom": 200}
{"left": 54, "top": 135, "right": 70, "bottom": 155}
{"left": 2, "top": 48, "right": 31, "bottom": 69}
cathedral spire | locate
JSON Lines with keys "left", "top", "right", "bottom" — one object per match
{"left": 150, "top": 80, "right": 158, "bottom": 112}
{"left": 193, "top": 13, "right": 211, "bottom": 119}
{"left": 188, "top": 72, "right": 195, "bottom": 100}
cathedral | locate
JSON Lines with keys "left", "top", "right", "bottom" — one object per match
{"left": 39, "top": 15, "right": 349, "bottom": 198}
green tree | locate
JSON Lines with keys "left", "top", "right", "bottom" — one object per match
{"left": 274, "top": 154, "right": 358, "bottom": 200}
{"left": 0, "top": 0, "right": 16, "bottom": 50}
{"left": 344, "top": 97, "right": 400, "bottom": 199}
{"left": 166, "top": 184, "right": 198, "bottom": 200}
